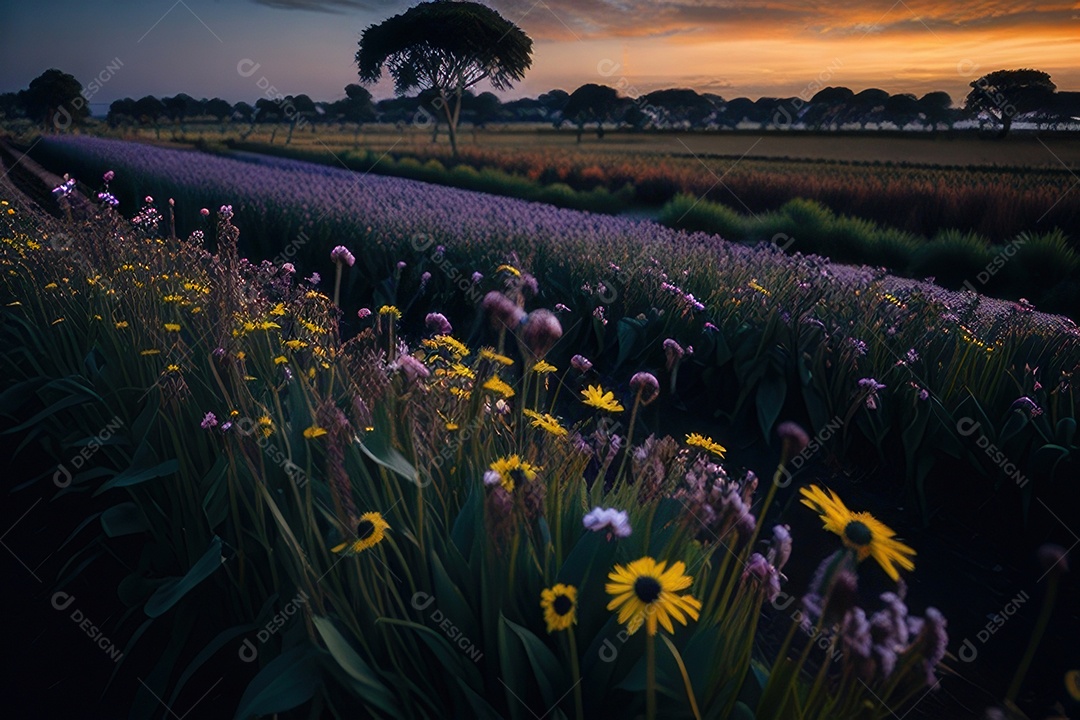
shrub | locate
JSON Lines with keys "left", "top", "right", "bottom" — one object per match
{"left": 910, "top": 229, "right": 993, "bottom": 288}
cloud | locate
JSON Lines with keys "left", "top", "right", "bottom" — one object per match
{"left": 485, "top": 1, "right": 1080, "bottom": 41}
{"left": 249, "top": 0, "right": 401, "bottom": 13}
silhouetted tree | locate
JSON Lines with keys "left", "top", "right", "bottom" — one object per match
{"left": 357, "top": 0, "right": 532, "bottom": 157}
{"left": 0, "top": 92, "right": 25, "bottom": 120}
{"left": 563, "top": 84, "right": 621, "bottom": 141}
{"left": 205, "top": 97, "right": 232, "bottom": 132}
{"left": 133, "top": 95, "right": 165, "bottom": 138}
{"left": 917, "top": 92, "right": 953, "bottom": 128}
{"left": 964, "top": 69, "right": 1056, "bottom": 137}
{"left": 22, "top": 69, "right": 88, "bottom": 130}
{"left": 642, "top": 88, "right": 713, "bottom": 127}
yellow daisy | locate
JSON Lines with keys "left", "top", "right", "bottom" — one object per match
{"left": 580, "top": 385, "right": 624, "bottom": 413}
{"left": 434, "top": 335, "right": 469, "bottom": 357}
{"left": 331, "top": 512, "right": 390, "bottom": 554}
{"left": 606, "top": 557, "right": 702, "bottom": 636}
{"left": 480, "top": 348, "right": 514, "bottom": 366}
{"left": 303, "top": 425, "right": 327, "bottom": 439}
{"left": 378, "top": 305, "right": 402, "bottom": 320}
{"left": 115, "top": 321, "right": 129, "bottom": 329}
{"left": 257, "top": 416, "right": 274, "bottom": 438}
{"left": 523, "top": 409, "right": 568, "bottom": 437}
{"left": 685, "top": 433, "right": 727, "bottom": 459}
{"left": 532, "top": 360, "right": 558, "bottom": 374}
{"left": 799, "top": 485, "right": 916, "bottom": 581}
{"left": 483, "top": 375, "right": 515, "bottom": 398}
{"left": 496, "top": 264, "right": 521, "bottom": 277}
{"left": 541, "top": 584, "right": 577, "bottom": 633}
{"left": 487, "top": 455, "right": 540, "bottom": 493}
{"left": 164, "top": 323, "right": 181, "bottom": 332}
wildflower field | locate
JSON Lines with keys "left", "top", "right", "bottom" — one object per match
{"left": 1, "top": 135, "right": 1078, "bottom": 720}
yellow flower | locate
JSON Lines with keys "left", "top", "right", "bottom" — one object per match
{"left": 685, "top": 433, "right": 727, "bottom": 459}
{"left": 523, "top": 409, "right": 568, "bottom": 437}
{"left": 44, "top": 282, "right": 58, "bottom": 289}
{"left": 162, "top": 294, "right": 183, "bottom": 303}
{"left": 799, "top": 485, "right": 916, "bottom": 581}
{"left": 541, "top": 584, "right": 577, "bottom": 633}
{"left": 284, "top": 339, "right": 308, "bottom": 350}
{"left": 445, "top": 422, "right": 459, "bottom": 431}
{"left": 580, "top": 385, "right": 624, "bottom": 413}
{"left": 303, "top": 425, "right": 328, "bottom": 439}
{"left": 378, "top": 305, "right": 402, "bottom": 320}
{"left": 269, "top": 303, "right": 286, "bottom": 316}
{"left": 257, "top": 416, "right": 274, "bottom": 438}
{"left": 606, "top": 557, "right": 702, "bottom": 636}
{"left": 532, "top": 360, "right": 557, "bottom": 374}
{"left": 480, "top": 348, "right": 514, "bottom": 366}
{"left": 487, "top": 455, "right": 540, "bottom": 493}
{"left": 257, "top": 321, "right": 280, "bottom": 331}
{"left": 164, "top": 323, "right": 181, "bottom": 332}
{"left": 236, "top": 351, "right": 246, "bottom": 361}
{"left": 483, "top": 375, "right": 515, "bottom": 398}
{"left": 496, "top": 264, "right": 521, "bottom": 277}
{"left": 273, "top": 355, "right": 288, "bottom": 365}
{"left": 748, "top": 280, "right": 771, "bottom": 296}
{"left": 450, "top": 387, "right": 472, "bottom": 400}
{"left": 115, "top": 321, "right": 129, "bottom": 329}
{"left": 166, "top": 364, "right": 180, "bottom": 373}
{"left": 331, "top": 512, "right": 390, "bottom": 554}
{"left": 434, "top": 335, "right": 469, "bottom": 357}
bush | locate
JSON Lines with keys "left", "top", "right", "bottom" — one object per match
{"left": 910, "top": 229, "right": 993, "bottom": 288}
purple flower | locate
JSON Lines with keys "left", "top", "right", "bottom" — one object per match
{"left": 629, "top": 371, "right": 660, "bottom": 405}
{"left": 420, "top": 271, "right": 432, "bottom": 288}
{"left": 306, "top": 272, "right": 320, "bottom": 285}
{"left": 97, "top": 192, "right": 119, "bottom": 207}
{"left": 393, "top": 355, "right": 430, "bottom": 383}
{"left": 1010, "top": 396, "right": 1043, "bottom": 417}
{"left": 356, "top": 308, "right": 372, "bottom": 319}
{"left": 281, "top": 262, "right": 295, "bottom": 275}
{"left": 200, "top": 412, "right": 218, "bottom": 429}
{"left": 220, "top": 421, "right": 233, "bottom": 432}
{"left": 425, "top": 312, "right": 452, "bottom": 335}
{"left": 858, "top": 377, "right": 886, "bottom": 410}
{"left": 471, "top": 271, "right": 483, "bottom": 284}
{"left": 554, "top": 303, "right": 570, "bottom": 313}
{"left": 102, "top": 170, "right": 114, "bottom": 183}
{"left": 741, "top": 553, "right": 781, "bottom": 601}
{"left": 571, "top": 354, "right": 592, "bottom": 373}
{"left": 396, "top": 260, "right": 407, "bottom": 270}
{"left": 330, "top": 245, "right": 355, "bottom": 267}
{"left": 767, "top": 524, "right": 792, "bottom": 571}
{"left": 200, "top": 207, "right": 209, "bottom": 216}
{"left": 145, "top": 195, "right": 154, "bottom": 203}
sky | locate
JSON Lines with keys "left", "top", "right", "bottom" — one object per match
{"left": 1, "top": 0, "right": 1079, "bottom": 112}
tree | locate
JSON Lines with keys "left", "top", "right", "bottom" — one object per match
{"left": 0, "top": 92, "right": 25, "bottom": 120}
{"left": 357, "top": 0, "right": 532, "bottom": 157}
{"left": 641, "top": 88, "right": 713, "bottom": 128}
{"left": 133, "top": 95, "right": 165, "bottom": 138}
{"left": 964, "top": 69, "right": 1056, "bottom": 137}
{"left": 255, "top": 98, "right": 283, "bottom": 143}
{"left": 284, "top": 94, "right": 315, "bottom": 143}
{"left": 917, "top": 92, "right": 953, "bottom": 129}
{"left": 22, "top": 69, "right": 89, "bottom": 130}
{"left": 107, "top": 98, "right": 137, "bottom": 129}
{"left": 562, "top": 84, "right": 621, "bottom": 141}
{"left": 339, "top": 84, "right": 376, "bottom": 143}
{"left": 204, "top": 98, "right": 233, "bottom": 132}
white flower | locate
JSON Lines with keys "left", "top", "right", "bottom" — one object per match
{"left": 583, "top": 506, "right": 632, "bottom": 538}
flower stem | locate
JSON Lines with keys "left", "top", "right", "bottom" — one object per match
{"left": 646, "top": 631, "right": 657, "bottom": 720}
{"left": 568, "top": 627, "right": 584, "bottom": 720}
{"left": 1006, "top": 573, "right": 1060, "bottom": 704}
{"left": 614, "top": 387, "right": 643, "bottom": 482}
{"left": 333, "top": 262, "right": 343, "bottom": 308}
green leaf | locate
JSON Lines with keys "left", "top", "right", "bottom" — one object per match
{"left": 357, "top": 432, "right": 419, "bottom": 486}
{"left": 755, "top": 374, "right": 787, "bottom": 440}
{"left": 502, "top": 616, "right": 567, "bottom": 709}
{"left": 614, "top": 317, "right": 647, "bottom": 371}
{"left": 144, "top": 536, "right": 224, "bottom": 617}
{"left": 93, "top": 437, "right": 179, "bottom": 495}
{"left": 101, "top": 502, "right": 147, "bottom": 537}
{"left": 312, "top": 616, "right": 398, "bottom": 714}
{"left": 233, "top": 644, "right": 321, "bottom": 720}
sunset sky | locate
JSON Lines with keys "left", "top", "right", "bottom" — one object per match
{"left": 2, "top": 0, "right": 1078, "bottom": 111}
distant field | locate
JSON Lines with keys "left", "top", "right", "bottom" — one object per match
{"left": 98, "top": 122, "right": 1080, "bottom": 168}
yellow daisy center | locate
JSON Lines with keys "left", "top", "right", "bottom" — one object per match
{"left": 844, "top": 520, "right": 873, "bottom": 546}
{"left": 356, "top": 519, "right": 376, "bottom": 541}
{"left": 552, "top": 595, "right": 573, "bottom": 616}
{"left": 633, "top": 576, "right": 662, "bottom": 603}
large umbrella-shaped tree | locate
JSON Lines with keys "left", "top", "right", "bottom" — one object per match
{"left": 356, "top": 0, "right": 532, "bottom": 157}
